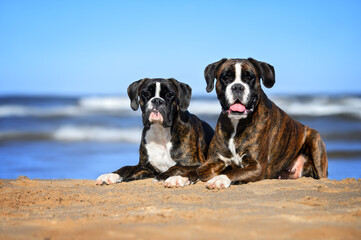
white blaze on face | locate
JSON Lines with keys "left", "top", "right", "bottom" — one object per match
{"left": 146, "top": 81, "right": 165, "bottom": 123}
{"left": 225, "top": 62, "right": 251, "bottom": 105}
{"left": 147, "top": 81, "right": 163, "bottom": 111}
{"left": 155, "top": 82, "right": 161, "bottom": 98}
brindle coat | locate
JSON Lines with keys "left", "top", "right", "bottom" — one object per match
{"left": 113, "top": 78, "right": 214, "bottom": 182}
{"left": 196, "top": 58, "right": 328, "bottom": 185}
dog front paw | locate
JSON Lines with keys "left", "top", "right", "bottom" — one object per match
{"left": 96, "top": 173, "right": 123, "bottom": 185}
{"left": 206, "top": 175, "right": 231, "bottom": 189}
{"left": 164, "top": 176, "right": 190, "bottom": 188}
{"left": 197, "top": 161, "right": 226, "bottom": 182}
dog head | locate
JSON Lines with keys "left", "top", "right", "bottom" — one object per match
{"left": 204, "top": 58, "right": 275, "bottom": 119}
{"left": 127, "top": 78, "right": 192, "bottom": 127}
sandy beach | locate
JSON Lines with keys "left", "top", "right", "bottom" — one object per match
{"left": 0, "top": 176, "right": 360, "bottom": 240}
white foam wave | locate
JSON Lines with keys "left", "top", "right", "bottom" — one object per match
{"left": 0, "top": 105, "right": 83, "bottom": 117}
{"left": 188, "top": 96, "right": 361, "bottom": 118}
{"left": 0, "top": 105, "right": 28, "bottom": 117}
{"left": 0, "top": 97, "right": 136, "bottom": 118}
{"left": 1, "top": 96, "right": 360, "bottom": 118}
{"left": 273, "top": 96, "right": 361, "bottom": 117}
{"left": 53, "top": 126, "right": 142, "bottom": 143}
{"left": 79, "top": 97, "right": 131, "bottom": 111}
{"left": 188, "top": 100, "right": 221, "bottom": 115}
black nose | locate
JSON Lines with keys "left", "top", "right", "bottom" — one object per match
{"left": 232, "top": 84, "right": 244, "bottom": 92}
{"left": 151, "top": 98, "right": 165, "bottom": 107}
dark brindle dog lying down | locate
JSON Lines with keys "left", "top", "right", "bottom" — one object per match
{"left": 192, "top": 58, "right": 328, "bottom": 189}
{"left": 96, "top": 78, "right": 214, "bottom": 187}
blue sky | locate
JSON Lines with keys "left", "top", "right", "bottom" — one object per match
{"left": 1, "top": 0, "right": 361, "bottom": 96}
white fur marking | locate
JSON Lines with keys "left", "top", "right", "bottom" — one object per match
{"left": 206, "top": 175, "right": 231, "bottom": 189}
{"left": 225, "top": 63, "right": 251, "bottom": 107}
{"left": 155, "top": 82, "right": 161, "bottom": 98}
{"left": 96, "top": 173, "right": 122, "bottom": 185}
{"left": 164, "top": 176, "right": 190, "bottom": 188}
{"left": 145, "top": 124, "right": 176, "bottom": 172}
{"left": 217, "top": 119, "right": 245, "bottom": 167}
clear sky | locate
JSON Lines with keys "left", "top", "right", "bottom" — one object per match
{"left": 1, "top": 0, "right": 361, "bottom": 96}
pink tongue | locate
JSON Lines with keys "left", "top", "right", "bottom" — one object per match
{"left": 229, "top": 103, "right": 246, "bottom": 112}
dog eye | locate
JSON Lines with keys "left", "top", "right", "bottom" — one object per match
{"left": 248, "top": 75, "right": 255, "bottom": 81}
{"left": 244, "top": 72, "right": 255, "bottom": 82}
{"left": 165, "top": 92, "right": 174, "bottom": 99}
{"left": 222, "top": 74, "right": 232, "bottom": 83}
{"left": 141, "top": 91, "right": 151, "bottom": 98}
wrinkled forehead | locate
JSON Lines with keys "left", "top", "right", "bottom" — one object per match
{"left": 140, "top": 78, "right": 177, "bottom": 93}
{"left": 217, "top": 59, "right": 257, "bottom": 77}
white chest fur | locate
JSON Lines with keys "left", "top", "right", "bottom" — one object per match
{"left": 145, "top": 124, "right": 176, "bottom": 172}
{"left": 218, "top": 118, "right": 245, "bottom": 167}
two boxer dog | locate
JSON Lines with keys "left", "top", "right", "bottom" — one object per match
{"left": 96, "top": 58, "right": 328, "bottom": 189}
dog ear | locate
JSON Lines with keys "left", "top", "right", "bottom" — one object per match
{"left": 248, "top": 58, "right": 275, "bottom": 88}
{"left": 169, "top": 78, "right": 192, "bottom": 111}
{"left": 204, "top": 58, "right": 228, "bottom": 92}
{"left": 127, "top": 78, "right": 147, "bottom": 111}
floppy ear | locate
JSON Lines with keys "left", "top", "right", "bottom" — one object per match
{"left": 127, "top": 78, "right": 147, "bottom": 111}
{"left": 169, "top": 78, "right": 192, "bottom": 111}
{"left": 204, "top": 58, "right": 228, "bottom": 92}
{"left": 248, "top": 58, "right": 275, "bottom": 88}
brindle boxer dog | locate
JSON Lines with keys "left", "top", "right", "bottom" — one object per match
{"left": 96, "top": 78, "right": 214, "bottom": 187}
{"left": 196, "top": 58, "right": 328, "bottom": 189}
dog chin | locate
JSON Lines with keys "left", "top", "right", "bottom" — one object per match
{"left": 149, "top": 110, "right": 164, "bottom": 124}
{"left": 228, "top": 112, "right": 248, "bottom": 119}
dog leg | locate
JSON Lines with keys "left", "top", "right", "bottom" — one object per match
{"left": 96, "top": 165, "right": 155, "bottom": 185}
{"left": 225, "top": 160, "right": 265, "bottom": 184}
{"left": 302, "top": 128, "right": 328, "bottom": 178}
{"left": 119, "top": 165, "right": 155, "bottom": 182}
{"left": 196, "top": 160, "right": 227, "bottom": 182}
{"left": 155, "top": 165, "right": 195, "bottom": 180}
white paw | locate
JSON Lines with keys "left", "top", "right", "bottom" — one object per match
{"left": 96, "top": 173, "right": 122, "bottom": 185}
{"left": 206, "top": 175, "right": 231, "bottom": 189}
{"left": 164, "top": 176, "right": 190, "bottom": 188}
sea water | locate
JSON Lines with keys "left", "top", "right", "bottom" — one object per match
{"left": 0, "top": 95, "right": 360, "bottom": 180}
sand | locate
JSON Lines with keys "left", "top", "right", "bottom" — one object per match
{"left": 0, "top": 176, "right": 360, "bottom": 240}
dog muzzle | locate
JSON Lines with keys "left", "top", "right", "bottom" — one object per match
{"left": 149, "top": 110, "right": 164, "bottom": 123}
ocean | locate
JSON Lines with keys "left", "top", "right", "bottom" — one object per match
{"left": 0, "top": 95, "right": 360, "bottom": 180}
